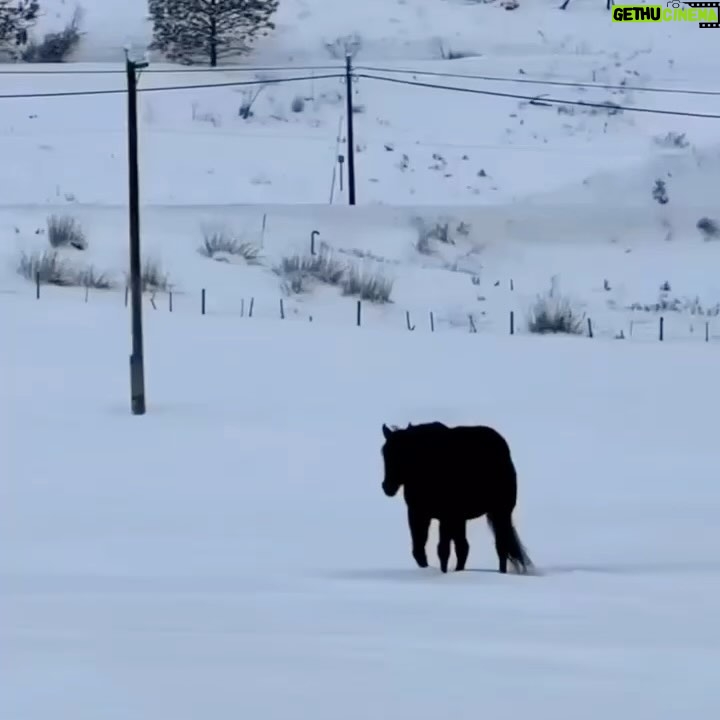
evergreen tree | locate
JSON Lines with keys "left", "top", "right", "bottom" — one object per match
{"left": 148, "top": 0, "right": 279, "bottom": 67}
{"left": 0, "top": 0, "right": 39, "bottom": 57}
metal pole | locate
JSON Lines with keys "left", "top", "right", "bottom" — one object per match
{"left": 344, "top": 54, "right": 356, "bottom": 205}
{"left": 126, "top": 55, "right": 146, "bottom": 415}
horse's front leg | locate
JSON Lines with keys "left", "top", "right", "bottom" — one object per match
{"left": 407, "top": 505, "right": 430, "bottom": 568}
{"left": 437, "top": 519, "right": 453, "bottom": 573}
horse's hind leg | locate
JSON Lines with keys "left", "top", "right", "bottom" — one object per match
{"left": 453, "top": 521, "right": 470, "bottom": 571}
{"left": 488, "top": 512, "right": 514, "bottom": 574}
{"left": 407, "top": 506, "right": 430, "bottom": 568}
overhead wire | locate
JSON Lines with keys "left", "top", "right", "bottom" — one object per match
{"left": 0, "top": 73, "right": 343, "bottom": 100}
{"left": 354, "top": 64, "right": 720, "bottom": 97}
{"left": 0, "top": 65, "right": 718, "bottom": 120}
{"left": 0, "top": 60, "right": 717, "bottom": 96}
{"left": 355, "top": 73, "right": 720, "bottom": 120}
{"left": 0, "top": 63, "right": 343, "bottom": 75}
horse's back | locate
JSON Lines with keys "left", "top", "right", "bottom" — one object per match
{"left": 402, "top": 422, "right": 517, "bottom": 518}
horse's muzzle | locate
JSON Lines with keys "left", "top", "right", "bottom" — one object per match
{"left": 382, "top": 481, "right": 399, "bottom": 497}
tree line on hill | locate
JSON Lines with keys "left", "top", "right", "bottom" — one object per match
{"left": 0, "top": 0, "right": 279, "bottom": 66}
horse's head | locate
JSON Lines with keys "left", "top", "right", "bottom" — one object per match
{"left": 381, "top": 423, "right": 406, "bottom": 497}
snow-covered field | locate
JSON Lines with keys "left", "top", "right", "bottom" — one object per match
{"left": 3, "top": 298, "right": 720, "bottom": 719}
{"left": 3, "top": 1, "right": 720, "bottom": 717}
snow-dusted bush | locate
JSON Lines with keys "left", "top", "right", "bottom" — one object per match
{"left": 412, "top": 217, "right": 471, "bottom": 254}
{"left": 274, "top": 246, "right": 345, "bottom": 294}
{"left": 47, "top": 214, "right": 87, "bottom": 250}
{"left": 124, "top": 258, "right": 171, "bottom": 292}
{"left": 17, "top": 249, "right": 112, "bottom": 288}
{"left": 22, "top": 6, "right": 83, "bottom": 62}
{"left": 697, "top": 217, "right": 719, "bottom": 240}
{"left": 527, "top": 283, "right": 584, "bottom": 335}
{"left": 342, "top": 263, "right": 393, "bottom": 303}
{"left": 17, "top": 249, "right": 73, "bottom": 285}
{"left": 198, "top": 228, "right": 261, "bottom": 263}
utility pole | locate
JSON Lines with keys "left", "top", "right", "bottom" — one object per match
{"left": 344, "top": 54, "right": 356, "bottom": 205}
{"left": 125, "top": 52, "right": 148, "bottom": 415}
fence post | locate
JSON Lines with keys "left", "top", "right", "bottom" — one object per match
{"left": 35, "top": 271, "right": 40, "bottom": 299}
{"left": 169, "top": 291, "right": 173, "bottom": 313}
{"left": 356, "top": 300, "right": 361, "bottom": 327}
{"left": 587, "top": 317, "right": 593, "bottom": 338}
{"left": 280, "top": 298, "right": 285, "bottom": 319}
{"left": 201, "top": 288, "right": 206, "bottom": 315}
{"left": 706, "top": 321, "right": 710, "bottom": 343}
{"left": 659, "top": 316, "right": 664, "bottom": 341}
{"left": 510, "top": 310, "right": 514, "bottom": 335}
{"left": 84, "top": 286, "right": 89, "bottom": 303}
{"left": 124, "top": 285, "right": 128, "bottom": 307}
{"left": 311, "top": 230, "right": 319, "bottom": 256}
{"left": 249, "top": 297, "right": 255, "bottom": 318}
{"left": 406, "top": 311, "right": 415, "bottom": 331}
{"left": 429, "top": 311, "right": 435, "bottom": 333}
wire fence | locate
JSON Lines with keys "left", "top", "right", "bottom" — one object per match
{"left": 13, "top": 276, "right": 720, "bottom": 346}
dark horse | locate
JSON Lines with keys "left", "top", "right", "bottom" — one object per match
{"left": 381, "top": 422, "right": 532, "bottom": 574}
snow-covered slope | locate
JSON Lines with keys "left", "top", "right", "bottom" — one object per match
{"left": 2, "top": 2, "right": 720, "bottom": 331}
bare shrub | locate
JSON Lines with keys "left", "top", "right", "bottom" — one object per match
{"left": 17, "top": 249, "right": 74, "bottom": 285}
{"left": 126, "top": 258, "right": 171, "bottom": 292}
{"left": 17, "top": 250, "right": 112, "bottom": 288}
{"left": 274, "top": 246, "right": 345, "bottom": 294}
{"left": 412, "top": 217, "right": 470, "bottom": 253}
{"left": 198, "top": 228, "right": 261, "bottom": 263}
{"left": 342, "top": 263, "right": 393, "bottom": 303}
{"left": 527, "top": 282, "right": 584, "bottom": 335}
{"left": 653, "top": 131, "right": 689, "bottom": 149}
{"left": 697, "top": 216, "right": 719, "bottom": 240}
{"left": 47, "top": 214, "right": 87, "bottom": 250}
{"left": 290, "top": 95, "right": 305, "bottom": 113}
{"left": 627, "top": 296, "right": 720, "bottom": 316}
{"left": 74, "top": 265, "right": 113, "bottom": 289}
{"left": 22, "top": 6, "right": 84, "bottom": 62}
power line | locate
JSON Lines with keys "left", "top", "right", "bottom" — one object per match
{"left": 355, "top": 64, "right": 720, "bottom": 97}
{"left": 0, "top": 73, "right": 342, "bottom": 100}
{"left": 0, "top": 63, "right": 343, "bottom": 75}
{"left": 355, "top": 73, "right": 720, "bottom": 120}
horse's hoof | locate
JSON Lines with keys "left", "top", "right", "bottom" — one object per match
{"left": 413, "top": 553, "right": 429, "bottom": 568}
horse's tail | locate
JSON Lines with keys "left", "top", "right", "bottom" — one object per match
{"left": 487, "top": 512, "right": 533, "bottom": 574}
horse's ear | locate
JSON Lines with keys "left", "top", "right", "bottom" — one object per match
{"left": 382, "top": 423, "right": 393, "bottom": 440}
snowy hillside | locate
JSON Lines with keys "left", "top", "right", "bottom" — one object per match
{"left": 2, "top": 0, "right": 720, "bottom": 332}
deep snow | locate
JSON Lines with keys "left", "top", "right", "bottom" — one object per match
{"left": 2, "top": 296, "right": 720, "bottom": 719}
